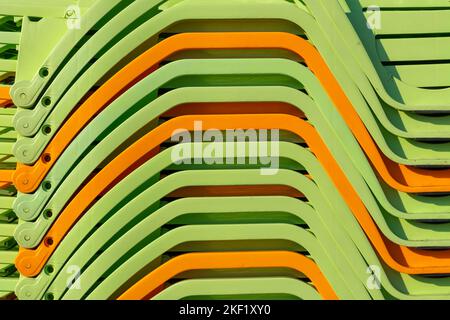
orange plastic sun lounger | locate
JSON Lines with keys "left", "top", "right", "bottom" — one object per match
{"left": 15, "top": 114, "right": 450, "bottom": 277}
{"left": 118, "top": 251, "right": 338, "bottom": 300}
{"left": 0, "top": 171, "right": 13, "bottom": 184}
{"left": 12, "top": 32, "right": 450, "bottom": 194}
{"left": 0, "top": 87, "right": 12, "bottom": 108}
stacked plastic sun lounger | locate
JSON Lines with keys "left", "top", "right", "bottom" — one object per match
{"left": 0, "top": 0, "right": 449, "bottom": 300}
{"left": 0, "top": 13, "right": 21, "bottom": 300}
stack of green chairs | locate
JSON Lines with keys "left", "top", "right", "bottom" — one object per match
{"left": 0, "top": 13, "right": 20, "bottom": 300}
{"left": 0, "top": 0, "right": 449, "bottom": 300}
{"left": 0, "top": 181, "right": 17, "bottom": 300}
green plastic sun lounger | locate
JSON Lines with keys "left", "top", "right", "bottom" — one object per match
{"left": 10, "top": 0, "right": 130, "bottom": 108}
{"left": 318, "top": 0, "right": 450, "bottom": 109}
{"left": 149, "top": 277, "right": 322, "bottom": 301}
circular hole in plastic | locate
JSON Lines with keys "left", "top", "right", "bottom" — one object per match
{"left": 45, "top": 293, "right": 54, "bottom": 300}
{"left": 44, "top": 237, "right": 54, "bottom": 247}
{"left": 44, "top": 209, "right": 53, "bottom": 219}
{"left": 42, "top": 181, "right": 52, "bottom": 191}
{"left": 42, "top": 96, "right": 52, "bottom": 107}
{"left": 42, "top": 153, "right": 52, "bottom": 164}
{"left": 45, "top": 265, "right": 54, "bottom": 275}
{"left": 39, "top": 67, "right": 49, "bottom": 78}
{"left": 42, "top": 125, "right": 52, "bottom": 135}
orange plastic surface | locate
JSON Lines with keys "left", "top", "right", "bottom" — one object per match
{"left": 118, "top": 251, "right": 338, "bottom": 300}
{"left": 0, "top": 87, "right": 14, "bottom": 188}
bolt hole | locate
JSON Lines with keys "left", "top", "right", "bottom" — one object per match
{"left": 42, "top": 125, "right": 52, "bottom": 135}
{"left": 42, "top": 181, "right": 52, "bottom": 191}
{"left": 42, "top": 96, "right": 52, "bottom": 107}
{"left": 44, "top": 237, "right": 54, "bottom": 247}
{"left": 44, "top": 292, "right": 54, "bottom": 300}
{"left": 42, "top": 153, "right": 52, "bottom": 163}
{"left": 44, "top": 209, "right": 53, "bottom": 219}
{"left": 39, "top": 67, "right": 49, "bottom": 78}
